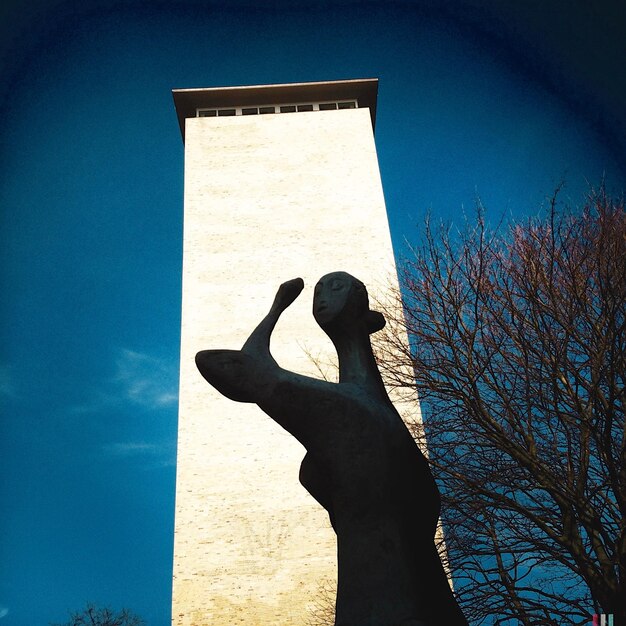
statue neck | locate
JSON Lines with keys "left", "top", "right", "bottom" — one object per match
{"left": 332, "top": 330, "right": 388, "bottom": 401}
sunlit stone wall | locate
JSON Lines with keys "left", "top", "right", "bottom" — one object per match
{"left": 172, "top": 105, "right": 417, "bottom": 625}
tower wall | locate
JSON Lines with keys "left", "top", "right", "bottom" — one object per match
{"left": 173, "top": 104, "right": 407, "bottom": 625}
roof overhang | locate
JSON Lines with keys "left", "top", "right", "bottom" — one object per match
{"left": 172, "top": 78, "right": 379, "bottom": 142}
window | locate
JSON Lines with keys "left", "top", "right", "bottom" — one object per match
{"left": 196, "top": 99, "right": 359, "bottom": 118}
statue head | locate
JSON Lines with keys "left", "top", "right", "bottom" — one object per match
{"left": 313, "top": 271, "right": 385, "bottom": 336}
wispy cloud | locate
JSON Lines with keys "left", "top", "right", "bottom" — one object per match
{"left": 70, "top": 348, "right": 178, "bottom": 414}
{"left": 102, "top": 440, "right": 176, "bottom": 467}
{"left": 103, "top": 441, "right": 162, "bottom": 455}
{"left": 0, "top": 365, "right": 15, "bottom": 399}
{"left": 113, "top": 349, "right": 179, "bottom": 409}
{"left": 0, "top": 606, "right": 9, "bottom": 619}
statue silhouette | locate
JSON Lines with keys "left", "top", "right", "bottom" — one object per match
{"left": 196, "top": 272, "right": 467, "bottom": 626}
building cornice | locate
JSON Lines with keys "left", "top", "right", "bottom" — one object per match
{"left": 172, "top": 78, "right": 378, "bottom": 141}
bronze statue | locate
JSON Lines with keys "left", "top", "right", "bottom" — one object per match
{"left": 196, "top": 272, "right": 467, "bottom": 626}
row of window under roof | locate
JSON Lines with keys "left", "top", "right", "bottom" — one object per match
{"left": 196, "top": 100, "right": 358, "bottom": 117}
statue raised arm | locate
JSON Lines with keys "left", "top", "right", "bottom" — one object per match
{"left": 196, "top": 272, "right": 467, "bottom": 626}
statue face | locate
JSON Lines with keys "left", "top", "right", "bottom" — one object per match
{"left": 313, "top": 272, "right": 355, "bottom": 327}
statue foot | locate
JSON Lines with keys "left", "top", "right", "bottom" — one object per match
{"left": 195, "top": 349, "right": 260, "bottom": 403}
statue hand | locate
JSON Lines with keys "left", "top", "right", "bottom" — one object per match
{"left": 270, "top": 277, "right": 304, "bottom": 314}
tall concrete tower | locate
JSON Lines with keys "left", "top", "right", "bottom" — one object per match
{"left": 172, "top": 79, "right": 416, "bottom": 625}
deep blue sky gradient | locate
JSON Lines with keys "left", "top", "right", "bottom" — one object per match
{"left": 0, "top": 2, "right": 624, "bottom": 624}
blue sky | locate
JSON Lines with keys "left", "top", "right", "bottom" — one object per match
{"left": 0, "top": 1, "right": 624, "bottom": 624}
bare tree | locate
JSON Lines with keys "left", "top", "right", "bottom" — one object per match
{"left": 51, "top": 604, "right": 145, "bottom": 626}
{"left": 305, "top": 578, "right": 337, "bottom": 626}
{"left": 374, "top": 189, "right": 625, "bottom": 625}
